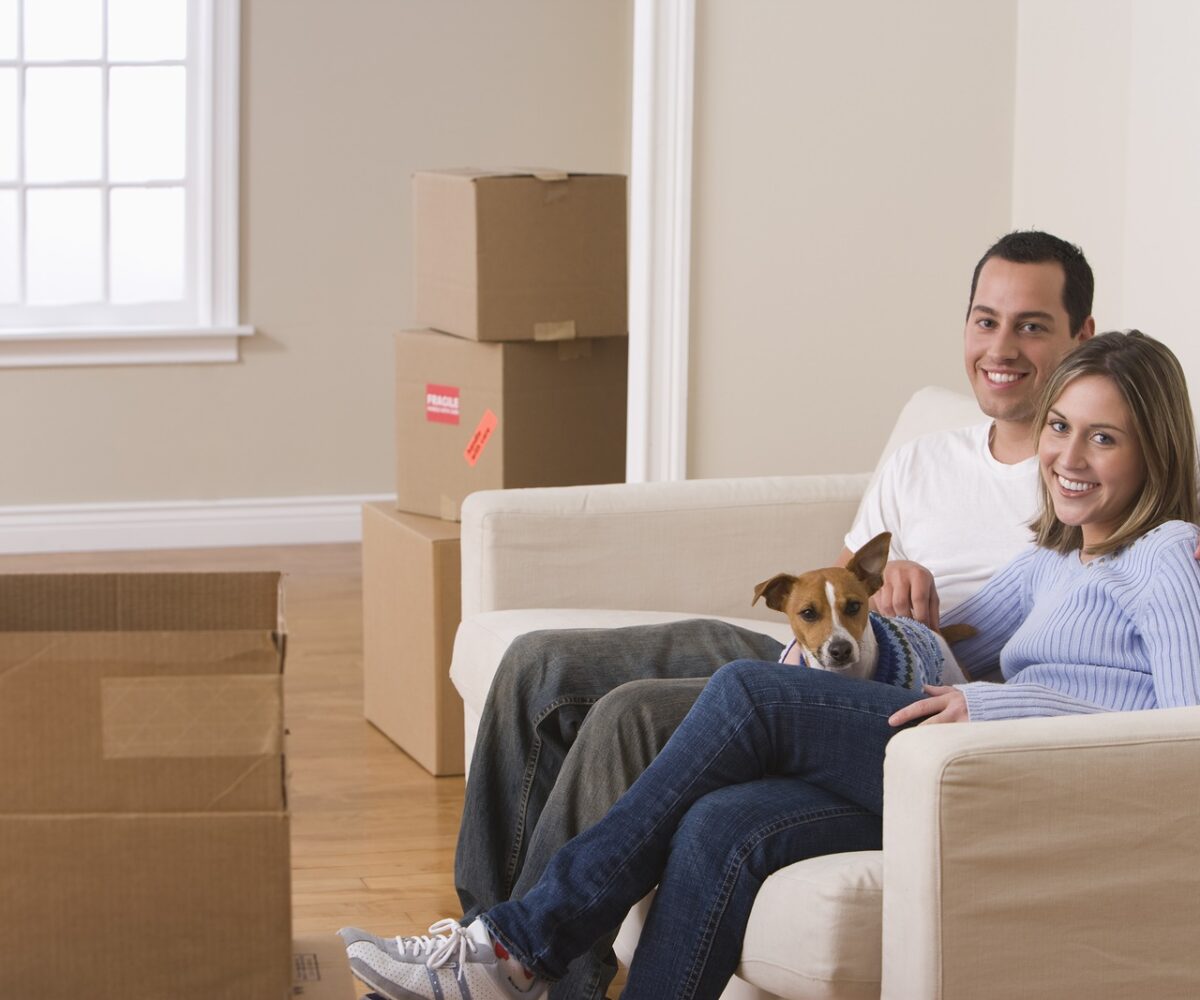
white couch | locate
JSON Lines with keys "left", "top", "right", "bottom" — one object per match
{"left": 449, "top": 387, "right": 1200, "bottom": 1000}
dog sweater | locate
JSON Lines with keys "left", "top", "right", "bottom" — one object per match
{"left": 868, "top": 612, "right": 945, "bottom": 689}
{"left": 777, "top": 612, "right": 944, "bottom": 690}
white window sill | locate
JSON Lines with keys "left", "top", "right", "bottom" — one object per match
{"left": 0, "top": 326, "right": 256, "bottom": 368}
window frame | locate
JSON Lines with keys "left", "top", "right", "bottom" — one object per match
{"left": 0, "top": 0, "right": 251, "bottom": 368}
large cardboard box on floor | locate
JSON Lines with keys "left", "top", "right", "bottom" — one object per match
{"left": 293, "top": 935, "right": 357, "bottom": 999}
{"left": 414, "top": 168, "right": 627, "bottom": 342}
{"left": 395, "top": 329, "right": 627, "bottom": 521}
{"left": 0, "top": 572, "right": 291, "bottom": 1000}
{"left": 362, "top": 502, "right": 464, "bottom": 775}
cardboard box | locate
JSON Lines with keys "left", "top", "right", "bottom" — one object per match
{"left": 414, "top": 169, "right": 627, "bottom": 342}
{"left": 293, "top": 935, "right": 357, "bottom": 999}
{"left": 0, "top": 573, "right": 290, "bottom": 1000}
{"left": 395, "top": 329, "right": 627, "bottom": 521}
{"left": 362, "top": 503, "right": 464, "bottom": 775}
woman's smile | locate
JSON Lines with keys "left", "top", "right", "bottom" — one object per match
{"left": 1038, "top": 374, "right": 1147, "bottom": 554}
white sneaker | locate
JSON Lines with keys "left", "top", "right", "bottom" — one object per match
{"left": 339, "top": 919, "right": 546, "bottom": 1000}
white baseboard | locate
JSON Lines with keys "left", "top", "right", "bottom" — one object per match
{"left": 0, "top": 494, "right": 396, "bottom": 555}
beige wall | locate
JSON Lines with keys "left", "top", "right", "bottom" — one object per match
{"left": 686, "top": 0, "right": 1017, "bottom": 478}
{"left": 0, "top": 0, "right": 631, "bottom": 505}
{"left": 1013, "top": 0, "right": 1200, "bottom": 410}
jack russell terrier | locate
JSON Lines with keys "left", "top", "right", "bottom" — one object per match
{"left": 753, "top": 532, "right": 971, "bottom": 689}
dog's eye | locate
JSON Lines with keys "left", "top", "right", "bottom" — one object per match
{"left": 845, "top": 600, "right": 862, "bottom": 616}
{"left": 799, "top": 608, "right": 819, "bottom": 622}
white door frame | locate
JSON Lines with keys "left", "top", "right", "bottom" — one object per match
{"left": 627, "top": 0, "right": 696, "bottom": 483}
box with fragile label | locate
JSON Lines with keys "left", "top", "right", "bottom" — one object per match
{"left": 395, "top": 328, "right": 627, "bottom": 521}
{"left": 362, "top": 502, "right": 463, "bottom": 775}
{"left": 414, "top": 168, "right": 627, "bottom": 342}
{"left": 0, "top": 572, "right": 291, "bottom": 1000}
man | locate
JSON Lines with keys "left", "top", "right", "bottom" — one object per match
{"left": 860, "top": 233, "right": 1096, "bottom": 625}
{"left": 362, "top": 231, "right": 1095, "bottom": 1000}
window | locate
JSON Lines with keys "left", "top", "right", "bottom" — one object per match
{"left": 0, "top": 0, "right": 249, "bottom": 366}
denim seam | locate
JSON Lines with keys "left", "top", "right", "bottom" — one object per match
{"left": 675, "top": 804, "right": 870, "bottom": 1000}
{"left": 480, "top": 912, "right": 591, "bottom": 988}
{"left": 505, "top": 694, "right": 602, "bottom": 897}
{"left": 477, "top": 913, "right": 558, "bottom": 983}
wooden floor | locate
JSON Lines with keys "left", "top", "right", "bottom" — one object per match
{"left": 0, "top": 543, "right": 465, "bottom": 939}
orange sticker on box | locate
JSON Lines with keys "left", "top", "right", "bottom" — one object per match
{"left": 464, "top": 409, "right": 498, "bottom": 467}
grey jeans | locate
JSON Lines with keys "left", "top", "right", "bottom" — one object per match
{"left": 454, "top": 619, "right": 784, "bottom": 1000}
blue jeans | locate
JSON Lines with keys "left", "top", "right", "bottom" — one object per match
{"left": 455, "top": 621, "right": 784, "bottom": 1000}
{"left": 626, "top": 778, "right": 881, "bottom": 999}
{"left": 481, "top": 661, "right": 925, "bottom": 999}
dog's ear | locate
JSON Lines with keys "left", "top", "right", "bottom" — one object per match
{"left": 753, "top": 574, "right": 798, "bottom": 611}
{"left": 846, "top": 532, "right": 891, "bottom": 595}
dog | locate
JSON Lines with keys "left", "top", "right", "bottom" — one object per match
{"left": 752, "top": 532, "right": 972, "bottom": 689}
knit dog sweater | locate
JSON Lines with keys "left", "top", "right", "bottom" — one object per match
{"left": 778, "top": 612, "right": 944, "bottom": 690}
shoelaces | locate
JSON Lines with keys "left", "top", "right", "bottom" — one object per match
{"left": 395, "top": 918, "right": 477, "bottom": 979}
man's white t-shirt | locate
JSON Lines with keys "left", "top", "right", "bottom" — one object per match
{"left": 844, "top": 422, "right": 1039, "bottom": 613}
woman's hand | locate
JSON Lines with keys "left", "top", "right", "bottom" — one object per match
{"left": 888, "top": 685, "right": 969, "bottom": 727}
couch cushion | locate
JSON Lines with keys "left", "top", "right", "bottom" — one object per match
{"left": 613, "top": 851, "right": 884, "bottom": 1000}
{"left": 739, "top": 851, "right": 883, "bottom": 999}
{"left": 450, "top": 608, "right": 795, "bottom": 717}
{"left": 878, "top": 385, "right": 982, "bottom": 464}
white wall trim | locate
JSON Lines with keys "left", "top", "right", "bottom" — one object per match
{"left": 0, "top": 493, "right": 395, "bottom": 555}
{"left": 0, "top": 324, "right": 254, "bottom": 367}
{"left": 627, "top": 0, "right": 696, "bottom": 482}
{"left": 200, "top": 0, "right": 243, "bottom": 329}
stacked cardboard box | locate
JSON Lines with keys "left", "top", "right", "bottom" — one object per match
{"left": 363, "top": 169, "right": 629, "bottom": 776}
{"left": 0, "top": 572, "right": 291, "bottom": 1000}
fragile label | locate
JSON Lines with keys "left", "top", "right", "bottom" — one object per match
{"left": 426, "top": 384, "right": 460, "bottom": 425}
{"left": 464, "top": 409, "right": 498, "bottom": 467}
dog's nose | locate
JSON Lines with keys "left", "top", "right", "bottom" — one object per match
{"left": 828, "top": 639, "right": 853, "bottom": 664}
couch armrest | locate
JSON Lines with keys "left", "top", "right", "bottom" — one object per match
{"left": 880, "top": 707, "right": 1200, "bottom": 1000}
{"left": 459, "top": 473, "right": 869, "bottom": 620}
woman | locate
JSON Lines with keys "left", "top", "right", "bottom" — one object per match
{"left": 343, "top": 330, "right": 1200, "bottom": 1000}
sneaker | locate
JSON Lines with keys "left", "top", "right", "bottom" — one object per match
{"left": 339, "top": 919, "right": 546, "bottom": 1000}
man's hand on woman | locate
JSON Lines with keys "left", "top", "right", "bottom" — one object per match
{"left": 888, "top": 685, "right": 968, "bottom": 727}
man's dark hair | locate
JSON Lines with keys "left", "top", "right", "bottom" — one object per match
{"left": 967, "top": 230, "right": 1094, "bottom": 336}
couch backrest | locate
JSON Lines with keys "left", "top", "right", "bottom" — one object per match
{"left": 877, "top": 385, "right": 985, "bottom": 469}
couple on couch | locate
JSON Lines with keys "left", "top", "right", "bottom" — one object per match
{"left": 342, "top": 231, "right": 1200, "bottom": 1000}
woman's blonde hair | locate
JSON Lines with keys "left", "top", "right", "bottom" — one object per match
{"left": 1031, "top": 330, "right": 1199, "bottom": 556}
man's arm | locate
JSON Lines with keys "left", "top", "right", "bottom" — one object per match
{"left": 836, "top": 546, "right": 940, "bottom": 629}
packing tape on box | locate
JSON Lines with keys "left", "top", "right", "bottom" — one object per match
{"left": 534, "top": 321, "right": 577, "bottom": 341}
{"left": 101, "top": 675, "right": 281, "bottom": 759}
